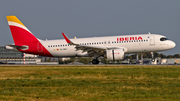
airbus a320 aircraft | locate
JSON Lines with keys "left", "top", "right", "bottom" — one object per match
{"left": 6, "top": 16, "right": 176, "bottom": 64}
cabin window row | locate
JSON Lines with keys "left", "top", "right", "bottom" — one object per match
{"left": 48, "top": 39, "right": 148, "bottom": 47}
{"left": 112, "top": 39, "right": 148, "bottom": 43}
{"left": 48, "top": 44, "right": 71, "bottom": 47}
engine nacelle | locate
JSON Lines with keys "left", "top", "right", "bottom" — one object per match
{"left": 106, "top": 49, "right": 124, "bottom": 60}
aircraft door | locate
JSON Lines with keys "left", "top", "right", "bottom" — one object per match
{"left": 37, "top": 42, "right": 43, "bottom": 52}
{"left": 149, "top": 35, "right": 155, "bottom": 46}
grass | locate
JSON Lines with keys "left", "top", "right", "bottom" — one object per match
{"left": 0, "top": 65, "right": 180, "bottom": 101}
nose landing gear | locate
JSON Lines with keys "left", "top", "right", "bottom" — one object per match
{"left": 151, "top": 52, "right": 155, "bottom": 62}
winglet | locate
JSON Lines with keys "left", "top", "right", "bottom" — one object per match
{"left": 62, "top": 33, "right": 75, "bottom": 45}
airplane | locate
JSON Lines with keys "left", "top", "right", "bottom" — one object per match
{"left": 5, "top": 15, "right": 176, "bottom": 64}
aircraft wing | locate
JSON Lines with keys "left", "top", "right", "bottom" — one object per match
{"left": 62, "top": 33, "right": 107, "bottom": 56}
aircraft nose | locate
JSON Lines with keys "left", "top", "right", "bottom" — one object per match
{"left": 169, "top": 41, "right": 176, "bottom": 48}
{"left": 172, "top": 41, "right": 176, "bottom": 48}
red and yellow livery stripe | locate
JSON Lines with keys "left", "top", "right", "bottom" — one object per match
{"left": 7, "top": 15, "right": 31, "bottom": 34}
{"left": 6, "top": 15, "right": 53, "bottom": 57}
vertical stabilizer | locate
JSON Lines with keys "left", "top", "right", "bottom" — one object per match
{"left": 6, "top": 16, "right": 38, "bottom": 45}
{"left": 6, "top": 15, "right": 53, "bottom": 57}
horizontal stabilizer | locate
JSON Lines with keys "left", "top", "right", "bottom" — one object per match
{"left": 5, "top": 44, "right": 29, "bottom": 50}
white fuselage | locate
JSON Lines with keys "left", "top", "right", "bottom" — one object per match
{"left": 40, "top": 34, "right": 176, "bottom": 57}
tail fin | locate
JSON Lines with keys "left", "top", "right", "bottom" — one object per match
{"left": 6, "top": 15, "right": 38, "bottom": 45}
{"left": 6, "top": 15, "right": 53, "bottom": 57}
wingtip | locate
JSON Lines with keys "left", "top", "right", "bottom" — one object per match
{"left": 62, "top": 32, "right": 65, "bottom": 36}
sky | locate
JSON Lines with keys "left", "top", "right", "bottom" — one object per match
{"left": 0, "top": 0, "right": 179, "bottom": 55}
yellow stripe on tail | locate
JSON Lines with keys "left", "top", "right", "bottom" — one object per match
{"left": 6, "top": 15, "right": 25, "bottom": 27}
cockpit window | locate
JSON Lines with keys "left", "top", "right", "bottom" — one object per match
{"left": 160, "top": 37, "right": 169, "bottom": 41}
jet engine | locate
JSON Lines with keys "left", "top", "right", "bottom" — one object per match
{"left": 106, "top": 49, "right": 124, "bottom": 60}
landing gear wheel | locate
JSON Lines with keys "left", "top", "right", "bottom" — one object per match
{"left": 92, "top": 59, "right": 99, "bottom": 64}
{"left": 151, "top": 58, "right": 155, "bottom": 62}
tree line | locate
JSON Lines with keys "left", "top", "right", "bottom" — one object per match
{"left": 126, "top": 52, "right": 180, "bottom": 60}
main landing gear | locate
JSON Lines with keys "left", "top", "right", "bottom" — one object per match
{"left": 92, "top": 59, "right": 99, "bottom": 64}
